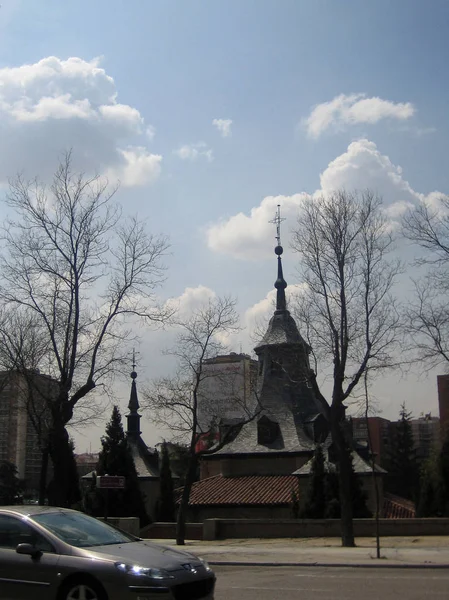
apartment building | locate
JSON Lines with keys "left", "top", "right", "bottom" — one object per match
{"left": 0, "top": 371, "right": 55, "bottom": 494}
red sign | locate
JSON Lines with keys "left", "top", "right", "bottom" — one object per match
{"left": 96, "top": 476, "right": 125, "bottom": 489}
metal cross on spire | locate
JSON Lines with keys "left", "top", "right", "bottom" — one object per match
{"left": 269, "top": 204, "right": 286, "bottom": 247}
{"left": 131, "top": 348, "right": 140, "bottom": 374}
{"left": 132, "top": 348, "right": 137, "bottom": 371}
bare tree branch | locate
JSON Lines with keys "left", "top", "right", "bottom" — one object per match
{"left": 0, "top": 152, "right": 170, "bottom": 506}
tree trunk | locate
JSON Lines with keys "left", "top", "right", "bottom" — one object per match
{"left": 176, "top": 454, "right": 198, "bottom": 545}
{"left": 47, "top": 423, "right": 71, "bottom": 507}
{"left": 38, "top": 446, "right": 49, "bottom": 505}
{"left": 330, "top": 409, "right": 355, "bottom": 547}
{"left": 338, "top": 444, "right": 355, "bottom": 547}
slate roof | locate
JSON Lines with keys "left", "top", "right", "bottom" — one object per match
{"left": 127, "top": 437, "right": 160, "bottom": 479}
{"left": 293, "top": 450, "right": 386, "bottom": 476}
{"left": 179, "top": 474, "right": 300, "bottom": 506}
{"left": 211, "top": 410, "right": 316, "bottom": 456}
{"left": 383, "top": 493, "right": 416, "bottom": 519}
{"left": 254, "top": 311, "right": 310, "bottom": 351}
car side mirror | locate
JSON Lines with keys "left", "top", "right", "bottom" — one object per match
{"left": 16, "top": 543, "right": 42, "bottom": 559}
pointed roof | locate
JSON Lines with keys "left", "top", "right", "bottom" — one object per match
{"left": 255, "top": 242, "right": 309, "bottom": 352}
{"left": 126, "top": 351, "right": 142, "bottom": 439}
{"left": 128, "top": 369, "right": 139, "bottom": 413}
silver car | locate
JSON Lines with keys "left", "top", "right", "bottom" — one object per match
{"left": 0, "top": 506, "right": 215, "bottom": 600}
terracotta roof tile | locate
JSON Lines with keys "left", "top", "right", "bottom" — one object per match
{"left": 178, "top": 475, "right": 300, "bottom": 506}
{"left": 383, "top": 493, "right": 416, "bottom": 518}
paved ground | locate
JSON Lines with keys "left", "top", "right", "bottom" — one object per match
{"left": 148, "top": 536, "right": 449, "bottom": 567}
{"left": 213, "top": 565, "right": 449, "bottom": 600}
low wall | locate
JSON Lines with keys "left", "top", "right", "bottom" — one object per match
{"left": 203, "top": 518, "right": 449, "bottom": 540}
{"left": 97, "top": 517, "right": 140, "bottom": 537}
{"left": 141, "top": 522, "right": 203, "bottom": 540}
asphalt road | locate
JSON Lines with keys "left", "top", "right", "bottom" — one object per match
{"left": 213, "top": 565, "right": 449, "bottom": 600}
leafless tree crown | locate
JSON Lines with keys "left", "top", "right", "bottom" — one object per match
{"left": 0, "top": 152, "right": 170, "bottom": 419}
{"left": 291, "top": 189, "right": 403, "bottom": 406}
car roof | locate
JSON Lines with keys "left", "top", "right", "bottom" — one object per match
{"left": 0, "top": 506, "right": 79, "bottom": 517}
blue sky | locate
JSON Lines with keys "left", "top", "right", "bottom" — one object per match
{"left": 1, "top": 0, "right": 448, "bottom": 450}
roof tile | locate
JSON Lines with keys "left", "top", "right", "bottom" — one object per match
{"left": 178, "top": 474, "right": 300, "bottom": 506}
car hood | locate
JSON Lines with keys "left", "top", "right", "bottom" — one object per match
{"left": 81, "top": 540, "right": 202, "bottom": 571}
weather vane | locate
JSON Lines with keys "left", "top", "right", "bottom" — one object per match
{"left": 269, "top": 204, "right": 285, "bottom": 246}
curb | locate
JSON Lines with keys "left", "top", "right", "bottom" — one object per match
{"left": 207, "top": 560, "right": 449, "bottom": 569}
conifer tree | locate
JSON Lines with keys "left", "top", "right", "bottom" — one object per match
{"left": 323, "top": 457, "right": 371, "bottom": 518}
{"left": 417, "top": 455, "right": 439, "bottom": 517}
{"left": 300, "top": 445, "right": 326, "bottom": 518}
{"left": 67, "top": 437, "right": 82, "bottom": 507}
{"left": 386, "top": 404, "right": 419, "bottom": 501}
{"left": 157, "top": 441, "right": 176, "bottom": 522}
{"left": 0, "top": 461, "right": 21, "bottom": 505}
{"left": 96, "top": 406, "right": 149, "bottom": 525}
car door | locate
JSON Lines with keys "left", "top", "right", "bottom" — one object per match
{"left": 0, "top": 514, "right": 61, "bottom": 600}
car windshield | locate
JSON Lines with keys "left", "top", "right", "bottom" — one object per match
{"left": 32, "top": 512, "right": 136, "bottom": 548}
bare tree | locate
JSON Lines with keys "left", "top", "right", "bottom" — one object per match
{"left": 142, "top": 296, "right": 260, "bottom": 545}
{"left": 403, "top": 196, "right": 449, "bottom": 368}
{"left": 291, "top": 190, "right": 402, "bottom": 547}
{"left": 0, "top": 153, "right": 170, "bottom": 506}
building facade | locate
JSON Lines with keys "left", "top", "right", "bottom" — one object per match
{"left": 197, "top": 353, "right": 258, "bottom": 433}
{"left": 438, "top": 374, "right": 449, "bottom": 432}
{"left": 351, "top": 417, "right": 392, "bottom": 467}
{"left": 0, "top": 371, "right": 55, "bottom": 495}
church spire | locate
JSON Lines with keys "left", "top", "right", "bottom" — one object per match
{"left": 126, "top": 349, "right": 141, "bottom": 438}
{"left": 270, "top": 205, "right": 287, "bottom": 313}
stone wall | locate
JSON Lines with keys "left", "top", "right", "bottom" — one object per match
{"left": 201, "top": 454, "right": 310, "bottom": 479}
{"left": 188, "top": 505, "right": 293, "bottom": 521}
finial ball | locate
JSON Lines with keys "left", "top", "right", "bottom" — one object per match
{"left": 131, "top": 371, "right": 137, "bottom": 379}
{"left": 275, "top": 245, "right": 284, "bottom": 256}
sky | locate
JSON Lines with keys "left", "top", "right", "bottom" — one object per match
{"left": 1, "top": 0, "right": 448, "bottom": 452}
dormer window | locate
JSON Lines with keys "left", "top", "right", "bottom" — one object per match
{"left": 257, "top": 415, "right": 280, "bottom": 445}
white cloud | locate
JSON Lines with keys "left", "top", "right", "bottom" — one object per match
{"left": 244, "top": 284, "right": 308, "bottom": 332}
{"left": 112, "top": 147, "right": 162, "bottom": 187}
{"left": 207, "top": 193, "right": 308, "bottom": 260}
{"left": 0, "top": 56, "right": 161, "bottom": 185}
{"left": 174, "top": 142, "right": 213, "bottom": 162}
{"left": 206, "top": 138, "right": 447, "bottom": 259}
{"left": 212, "top": 118, "right": 232, "bottom": 137}
{"left": 146, "top": 125, "right": 156, "bottom": 141}
{"left": 165, "top": 285, "right": 217, "bottom": 318}
{"left": 303, "top": 93, "right": 415, "bottom": 138}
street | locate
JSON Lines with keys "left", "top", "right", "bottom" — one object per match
{"left": 213, "top": 565, "right": 449, "bottom": 599}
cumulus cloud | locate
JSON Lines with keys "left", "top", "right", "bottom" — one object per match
{"left": 206, "top": 139, "right": 447, "bottom": 259}
{"left": 0, "top": 56, "right": 160, "bottom": 185}
{"left": 164, "top": 285, "right": 217, "bottom": 318}
{"left": 174, "top": 142, "right": 213, "bottom": 162}
{"left": 244, "top": 284, "right": 308, "bottom": 333}
{"left": 303, "top": 93, "right": 415, "bottom": 138}
{"left": 212, "top": 118, "right": 232, "bottom": 137}
{"left": 207, "top": 193, "right": 308, "bottom": 260}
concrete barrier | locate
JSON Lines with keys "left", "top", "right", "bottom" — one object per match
{"left": 141, "top": 522, "right": 203, "bottom": 540}
{"left": 202, "top": 518, "right": 449, "bottom": 540}
{"left": 97, "top": 517, "right": 140, "bottom": 537}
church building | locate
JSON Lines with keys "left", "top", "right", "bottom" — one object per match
{"left": 185, "top": 208, "right": 383, "bottom": 520}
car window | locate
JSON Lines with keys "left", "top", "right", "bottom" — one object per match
{"left": 32, "top": 511, "right": 135, "bottom": 548}
{"left": 0, "top": 514, "right": 55, "bottom": 552}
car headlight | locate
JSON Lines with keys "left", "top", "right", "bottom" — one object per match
{"left": 198, "top": 557, "right": 212, "bottom": 572}
{"left": 115, "top": 562, "right": 173, "bottom": 580}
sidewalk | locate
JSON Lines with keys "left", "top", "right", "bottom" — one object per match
{"left": 147, "top": 536, "right": 449, "bottom": 568}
